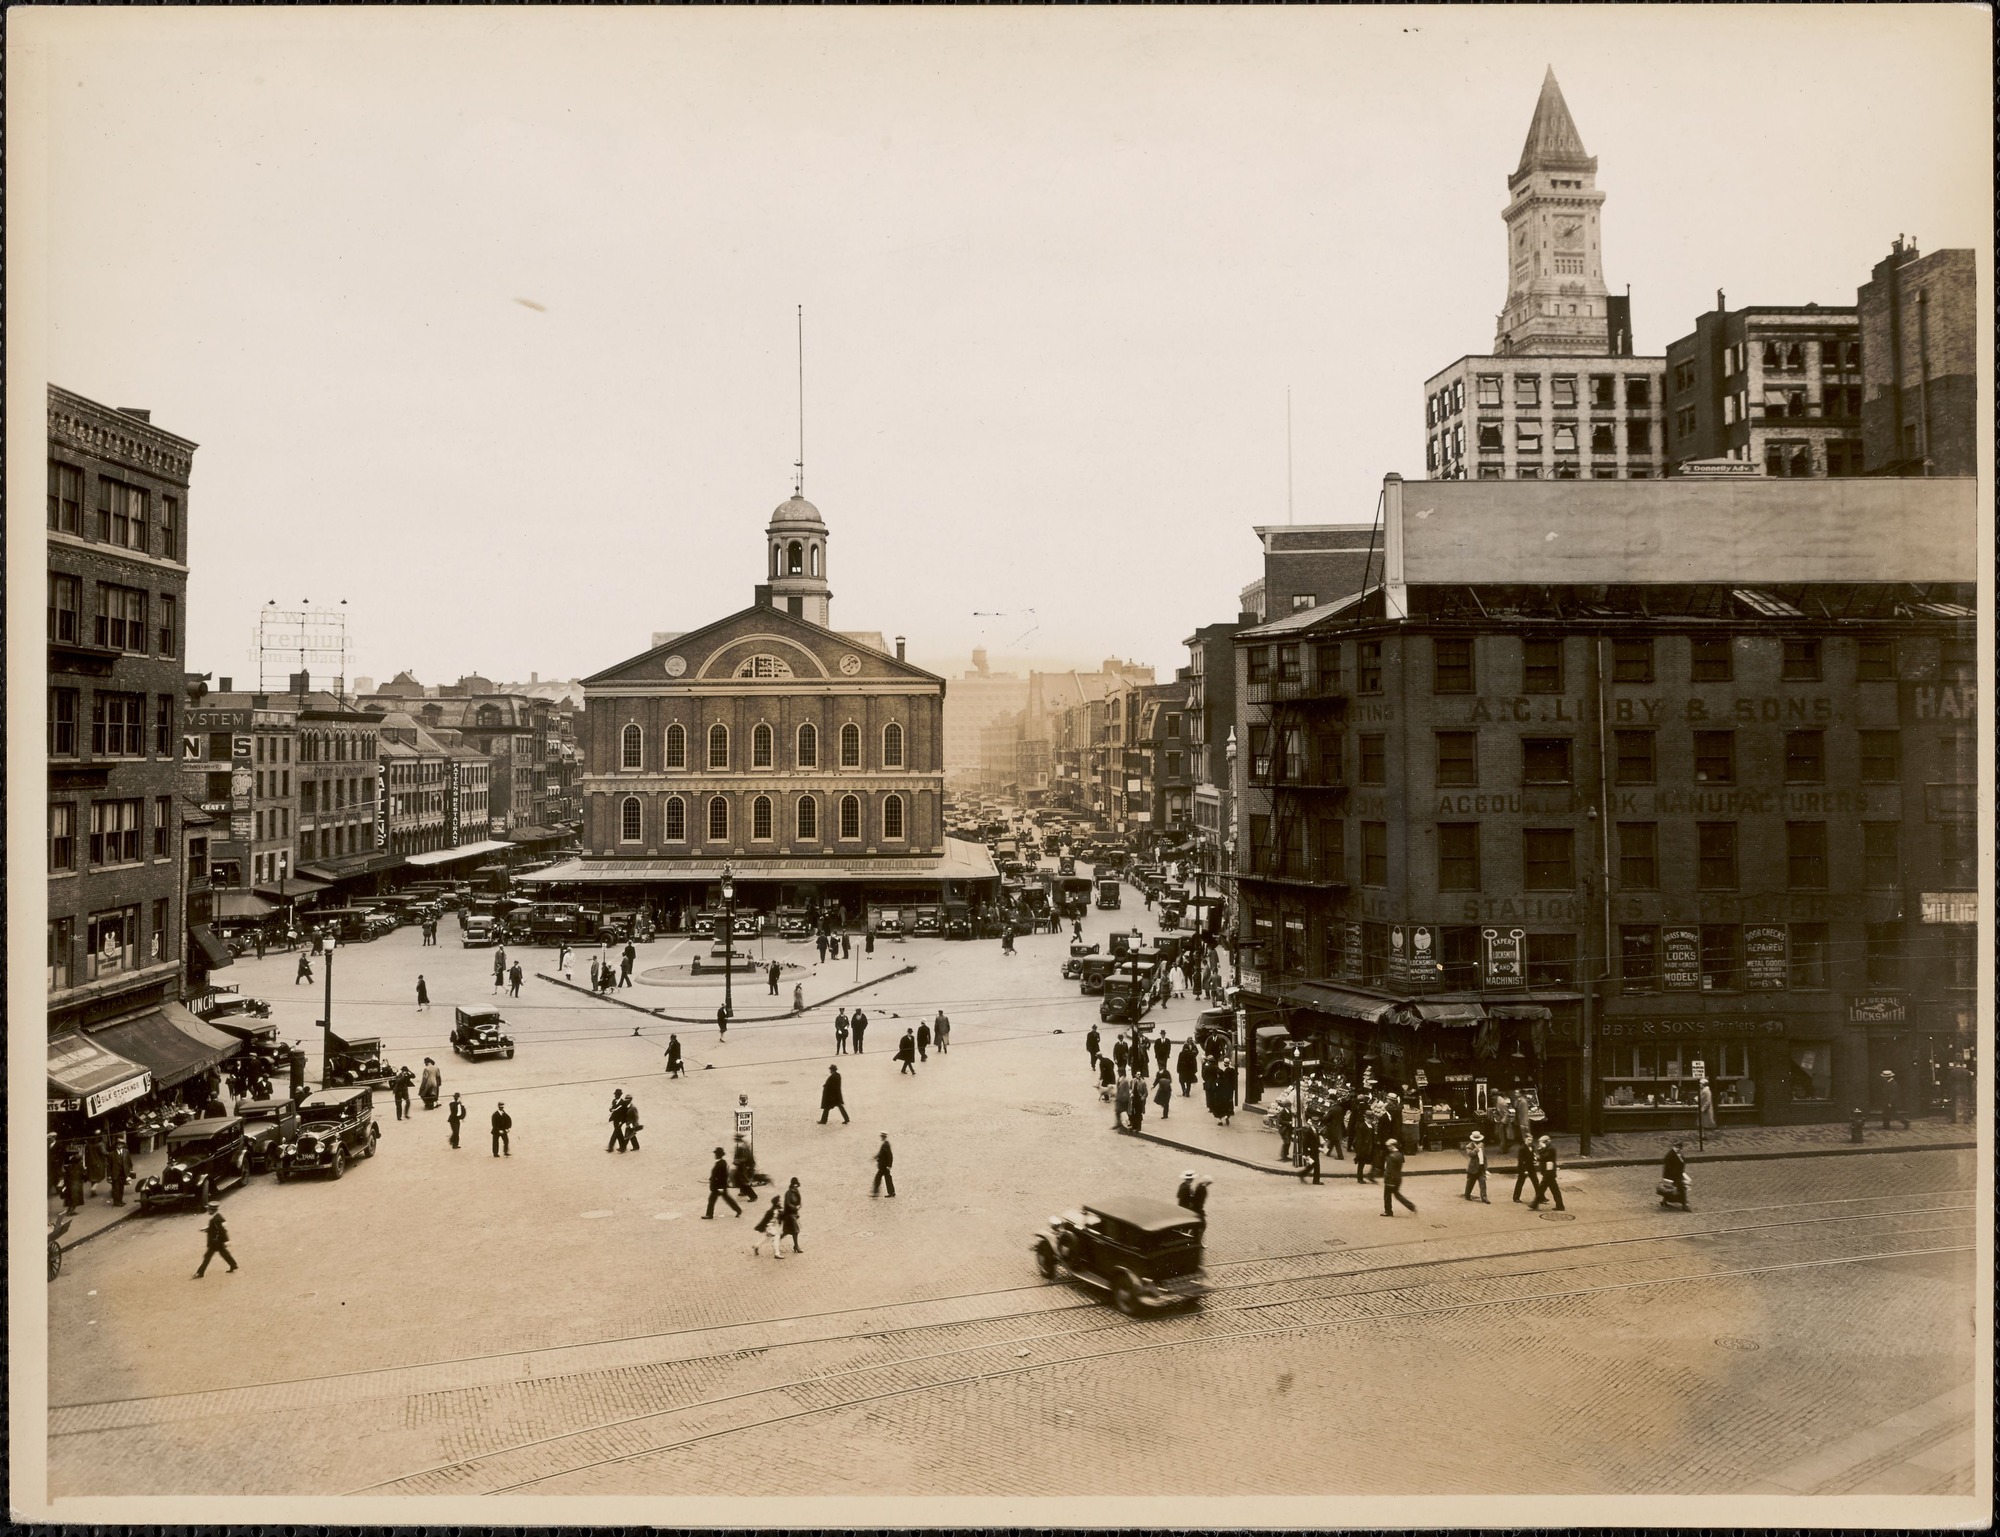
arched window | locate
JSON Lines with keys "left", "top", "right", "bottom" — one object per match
{"left": 708, "top": 724, "right": 729, "bottom": 769}
{"left": 797, "top": 722, "right": 818, "bottom": 768}
{"left": 839, "top": 794, "right": 861, "bottom": 841}
{"left": 752, "top": 795, "right": 773, "bottom": 841}
{"left": 796, "top": 794, "right": 818, "bottom": 840}
{"left": 664, "top": 724, "right": 686, "bottom": 769}
{"left": 622, "top": 723, "right": 643, "bottom": 770}
{"left": 708, "top": 795, "right": 729, "bottom": 842}
{"left": 882, "top": 722, "right": 904, "bottom": 768}
{"left": 753, "top": 723, "right": 773, "bottom": 768}
{"left": 788, "top": 541, "right": 803, "bottom": 575}
{"left": 664, "top": 795, "right": 686, "bottom": 841}
{"left": 882, "top": 793, "right": 905, "bottom": 840}
{"left": 620, "top": 796, "right": 642, "bottom": 842}
{"left": 810, "top": 543, "right": 821, "bottom": 577}
{"left": 770, "top": 543, "right": 781, "bottom": 579}
{"left": 840, "top": 722, "right": 861, "bottom": 767}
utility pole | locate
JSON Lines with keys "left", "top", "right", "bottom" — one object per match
{"left": 319, "top": 931, "right": 336, "bottom": 1088}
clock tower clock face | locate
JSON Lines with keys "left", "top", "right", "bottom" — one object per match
{"left": 1556, "top": 218, "right": 1584, "bottom": 251}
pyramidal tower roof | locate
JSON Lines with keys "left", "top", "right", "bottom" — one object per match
{"left": 1513, "top": 67, "right": 1595, "bottom": 178}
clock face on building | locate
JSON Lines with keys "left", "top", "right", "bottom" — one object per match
{"left": 1556, "top": 218, "right": 1584, "bottom": 251}
{"left": 663, "top": 655, "right": 686, "bottom": 677}
{"left": 838, "top": 653, "right": 862, "bottom": 676}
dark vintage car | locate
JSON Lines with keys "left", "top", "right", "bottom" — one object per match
{"left": 1099, "top": 969, "right": 1160, "bottom": 1025}
{"left": 137, "top": 1118, "right": 250, "bottom": 1210}
{"left": 325, "top": 1033, "right": 395, "bottom": 1088}
{"left": 1075, "top": 955, "right": 1122, "bottom": 994}
{"left": 451, "top": 1006, "right": 516, "bottom": 1060}
{"left": 1095, "top": 877, "right": 1122, "bottom": 910}
{"left": 277, "top": 1088, "right": 380, "bottom": 1181}
{"left": 234, "top": 1097, "right": 301, "bottom": 1173}
{"left": 943, "top": 903, "right": 973, "bottom": 940}
{"left": 1032, "top": 1198, "right": 1208, "bottom": 1314}
{"left": 776, "top": 907, "right": 814, "bottom": 941}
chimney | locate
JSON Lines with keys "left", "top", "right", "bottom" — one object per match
{"left": 895, "top": 636, "right": 907, "bottom": 662}
{"left": 1716, "top": 288, "right": 1726, "bottom": 313}
{"left": 754, "top": 583, "right": 773, "bottom": 609}
{"left": 290, "top": 671, "right": 311, "bottom": 695}
{"left": 218, "top": 676, "right": 233, "bottom": 692}
{"left": 251, "top": 693, "right": 270, "bottom": 710}
{"left": 530, "top": 672, "right": 538, "bottom": 685}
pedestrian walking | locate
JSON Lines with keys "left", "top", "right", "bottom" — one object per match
{"left": 447, "top": 1092, "right": 466, "bottom": 1148}
{"left": 1153, "top": 1034, "right": 1170, "bottom": 1074}
{"left": 1274, "top": 1100, "right": 1296, "bottom": 1162}
{"left": 752, "top": 1195, "right": 784, "bottom": 1256}
{"left": 621, "top": 1093, "right": 642, "bottom": 1151}
{"left": 916, "top": 1020, "right": 931, "bottom": 1062}
{"left": 416, "top": 974, "right": 430, "bottom": 1012}
{"left": 865, "top": 930, "right": 875, "bottom": 956}
{"left": 1512, "top": 1136, "right": 1538, "bottom": 1203}
{"left": 491, "top": 1103, "right": 513, "bottom": 1156}
{"left": 1352, "top": 1114, "right": 1376, "bottom": 1183}
{"left": 1086, "top": 1027, "right": 1102, "bottom": 1071}
{"left": 295, "top": 952, "right": 314, "bottom": 986}
{"left": 820, "top": 1064, "right": 850, "bottom": 1124}
{"left": 896, "top": 1030, "right": 918, "bottom": 1075}
{"left": 107, "top": 1132, "right": 131, "bottom": 1206}
{"left": 717, "top": 1004, "right": 729, "bottom": 1039}
{"left": 841, "top": 932, "right": 851, "bottom": 960}
{"left": 664, "top": 1034, "right": 685, "bottom": 1077}
{"left": 816, "top": 933, "right": 829, "bottom": 963}
{"left": 256, "top": 931, "right": 268, "bottom": 959}
{"left": 1697, "top": 1079, "right": 1718, "bottom": 1138}
{"left": 1462, "top": 1131, "right": 1490, "bottom": 1202}
{"left": 871, "top": 1132, "right": 896, "bottom": 1196}
{"left": 420, "top": 1058, "right": 442, "bottom": 1110}
{"left": 1659, "top": 1140, "right": 1691, "bottom": 1210}
{"left": 1529, "top": 1135, "right": 1565, "bottom": 1211}
{"left": 1877, "top": 1069, "right": 1909, "bottom": 1130}
{"left": 1177, "top": 1039, "right": 1197, "bottom": 1098}
{"left": 1129, "top": 1076, "right": 1147, "bottom": 1134}
{"left": 1115, "top": 1071, "right": 1133, "bottom": 1129}
{"left": 793, "top": 983, "right": 806, "bottom": 1015}
{"left": 1153, "top": 1067, "right": 1174, "bottom": 1124}
{"left": 834, "top": 1010, "right": 850, "bottom": 1054}
{"left": 493, "top": 951, "right": 507, "bottom": 991}
{"left": 193, "top": 1203, "right": 239, "bottom": 1277}
{"left": 1513, "top": 1090, "right": 1534, "bottom": 1151}
{"left": 557, "top": 940, "right": 570, "bottom": 975}
{"left": 1176, "top": 1171, "right": 1210, "bottom": 1233}
{"left": 391, "top": 1066, "right": 415, "bottom": 1120}
{"left": 851, "top": 1008, "right": 868, "bottom": 1053}
{"left": 1297, "top": 1118, "right": 1322, "bottom": 1183}
{"left": 84, "top": 1133, "right": 109, "bottom": 1193}
{"left": 933, "top": 1010, "right": 950, "bottom": 1053}
{"left": 1097, "top": 1053, "right": 1116, "bottom": 1098}
{"left": 1380, "top": 1140, "right": 1417, "bottom": 1216}
{"left": 780, "top": 1177, "right": 803, "bottom": 1253}
{"left": 509, "top": 963, "right": 524, "bottom": 998}
{"left": 607, "top": 1090, "right": 631, "bottom": 1152}
{"left": 704, "top": 1147, "right": 743, "bottom": 1218}
{"left": 60, "top": 1146, "right": 86, "bottom": 1212}
{"left": 1113, "top": 1036, "right": 1130, "bottom": 1075}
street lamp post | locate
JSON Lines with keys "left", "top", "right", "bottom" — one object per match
{"left": 720, "top": 864, "right": 735, "bottom": 1021}
{"left": 319, "top": 931, "right": 336, "bottom": 1088}
{"left": 1290, "top": 1042, "right": 1305, "bottom": 1168}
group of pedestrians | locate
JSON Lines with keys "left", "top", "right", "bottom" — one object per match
{"left": 832, "top": 1007, "right": 871, "bottom": 1053}
{"left": 605, "top": 1089, "right": 643, "bottom": 1151}
{"left": 814, "top": 931, "right": 854, "bottom": 963}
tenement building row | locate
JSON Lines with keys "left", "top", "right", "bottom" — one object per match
{"left": 1229, "top": 474, "right": 1978, "bottom": 1131}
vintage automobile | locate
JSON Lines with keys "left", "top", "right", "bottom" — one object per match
{"left": 1058, "top": 855, "right": 1077, "bottom": 876}
{"left": 912, "top": 905, "right": 943, "bottom": 938}
{"left": 451, "top": 1007, "right": 516, "bottom": 1060}
{"left": 234, "top": 1096, "right": 301, "bottom": 1173}
{"left": 277, "top": 1087, "right": 380, "bottom": 1180}
{"left": 1060, "top": 940, "right": 1103, "bottom": 980}
{"left": 1031, "top": 1198, "right": 1208, "bottom": 1314}
{"left": 943, "top": 902, "right": 974, "bottom": 940}
{"left": 1075, "top": 955, "right": 1122, "bottom": 995}
{"left": 324, "top": 1032, "right": 396, "bottom": 1088}
{"left": 1095, "top": 877, "right": 1122, "bottom": 910}
{"left": 776, "top": 907, "right": 814, "bottom": 941}
{"left": 730, "top": 912, "right": 762, "bottom": 939}
{"left": 460, "top": 912, "right": 500, "bottom": 947}
{"left": 137, "top": 1117, "right": 250, "bottom": 1210}
{"left": 691, "top": 908, "right": 723, "bottom": 939}
{"left": 1099, "top": 970, "right": 1160, "bottom": 1025}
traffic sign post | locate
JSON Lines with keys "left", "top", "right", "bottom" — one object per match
{"left": 1691, "top": 1059, "right": 1706, "bottom": 1149}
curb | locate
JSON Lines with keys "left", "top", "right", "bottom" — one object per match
{"left": 534, "top": 966, "right": 919, "bottom": 1025}
{"left": 1129, "top": 1128, "right": 1979, "bottom": 1178}
{"left": 60, "top": 1210, "right": 142, "bottom": 1252}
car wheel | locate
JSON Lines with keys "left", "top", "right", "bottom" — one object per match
{"left": 276, "top": 1166, "right": 291, "bottom": 1183}
{"left": 365, "top": 1128, "right": 380, "bottom": 1158}
{"left": 330, "top": 1149, "right": 346, "bottom": 1180}
{"left": 505, "top": 1047, "right": 515, "bottom": 1059}
{"left": 1111, "top": 1270, "right": 1141, "bottom": 1315}
{"left": 200, "top": 1175, "right": 214, "bottom": 1203}
{"left": 1034, "top": 1238, "right": 1058, "bottom": 1280}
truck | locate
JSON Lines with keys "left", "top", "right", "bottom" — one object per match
{"left": 506, "top": 903, "right": 602, "bottom": 946}
{"left": 1095, "top": 877, "right": 1122, "bottom": 910}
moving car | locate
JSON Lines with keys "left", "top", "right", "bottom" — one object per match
{"left": 235, "top": 1096, "right": 301, "bottom": 1173}
{"left": 1095, "top": 877, "right": 1122, "bottom": 910}
{"left": 1075, "top": 955, "right": 1121, "bottom": 994}
{"left": 461, "top": 912, "right": 500, "bottom": 947}
{"left": 137, "top": 1118, "right": 250, "bottom": 1210}
{"left": 1031, "top": 1198, "right": 1208, "bottom": 1314}
{"left": 451, "top": 1006, "right": 516, "bottom": 1060}
{"left": 324, "top": 1032, "right": 395, "bottom": 1088}
{"left": 277, "top": 1087, "right": 380, "bottom": 1181}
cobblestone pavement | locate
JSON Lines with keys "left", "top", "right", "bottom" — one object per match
{"left": 43, "top": 911, "right": 1986, "bottom": 1512}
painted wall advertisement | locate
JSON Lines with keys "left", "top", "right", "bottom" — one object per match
{"left": 1662, "top": 927, "right": 1701, "bottom": 990}
{"left": 1386, "top": 925, "right": 1409, "bottom": 985}
{"left": 1744, "top": 925, "right": 1788, "bottom": 990}
{"left": 1409, "top": 925, "right": 1438, "bottom": 985}
{"left": 1342, "top": 921, "right": 1364, "bottom": 980}
{"left": 447, "top": 759, "right": 462, "bottom": 846}
{"left": 1481, "top": 927, "right": 1524, "bottom": 988}
{"left": 376, "top": 756, "right": 391, "bottom": 847}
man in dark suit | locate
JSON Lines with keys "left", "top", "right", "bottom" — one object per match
{"left": 850, "top": 1009, "right": 868, "bottom": 1053}
{"left": 1512, "top": 1136, "right": 1539, "bottom": 1203}
{"left": 820, "top": 1065, "right": 850, "bottom": 1124}
{"left": 447, "top": 1092, "right": 466, "bottom": 1149}
{"left": 872, "top": 1132, "right": 896, "bottom": 1197}
{"left": 704, "top": 1148, "right": 743, "bottom": 1217}
{"left": 1380, "top": 1140, "right": 1417, "bottom": 1216}
{"left": 1529, "top": 1135, "right": 1565, "bottom": 1210}
{"left": 490, "top": 1103, "right": 512, "bottom": 1156}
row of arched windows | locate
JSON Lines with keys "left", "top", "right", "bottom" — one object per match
{"left": 770, "top": 540, "right": 823, "bottom": 579}
{"left": 618, "top": 791, "right": 905, "bottom": 844}
{"left": 620, "top": 720, "right": 903, "bottom": 772}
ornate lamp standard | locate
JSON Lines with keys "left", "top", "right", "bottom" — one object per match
{"left": 720, "top": 864, "right": 736, "bottom": 1021}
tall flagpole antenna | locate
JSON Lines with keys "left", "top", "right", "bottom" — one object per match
{"left": 1286, "top": 387, "right": 1294, "bottom": 525}
{"left": 793, "top": 305, "right": 805, "bottom": 498}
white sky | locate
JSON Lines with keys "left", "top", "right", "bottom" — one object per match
{"left": 15, "top": 5, "right": 1991, "bottom": 687}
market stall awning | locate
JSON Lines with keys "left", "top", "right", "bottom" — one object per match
{"left": 190, "top": 924, "right": 234, "bottom": 971}
{"left": 48, "top": 1033, "right": 152, "bottom": 1117}
{"left": 505, "top": 825, "right": 566, "bottom": 845}
{"left": 253, "top": 875, "right": 332, "bottom": 900}
{"left": 214, "top": 890, "right": 276, "bottom": 920}
{"left": 519, "top": 837, "right": 1000, "bottom": 886}
{"left": 1409, "top": 1000, "right": 1487, "bottom": 1028}
{"left": 298, "top": 849, "right": 404, "bottom": 881}
{"left": 404, "top": 839, "right": 515, "bottom": 867}
{"left": 1278, "top": 981, "right": 1400, "bottom": 1025}
{"left": 1487, "top": 1002, "right": 1555, "bottom": 1022}
{"left": 87, "top": 1004, "right": 242, "bottom": 1091}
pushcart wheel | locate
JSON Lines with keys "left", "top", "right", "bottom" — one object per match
{"left": 49, "top": 1239, "right": 63, "bottom": 1282}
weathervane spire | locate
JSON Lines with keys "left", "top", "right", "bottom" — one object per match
{"left": 793, "top": 304, "right": 805, "bottom": 498}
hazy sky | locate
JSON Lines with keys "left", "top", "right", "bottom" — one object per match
{"left": 17, "top": 6, "right": 1990, "bottom": 686}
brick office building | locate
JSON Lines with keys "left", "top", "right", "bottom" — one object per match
{"left": 1230, "top": 474, "right": 1977, "bottom": 1130}
{"left": 1858, "top": 237, "right": 1978, "bottom": 478}
{"left": 47, "top": 387, "right": 237, "bottom": 1125}
{"left": 1663, "top": 299, "right": 1864, "bottom": 477}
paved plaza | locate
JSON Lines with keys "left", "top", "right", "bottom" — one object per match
{"left": 47, "top": 907, "right": 1982, "bottom": 1503}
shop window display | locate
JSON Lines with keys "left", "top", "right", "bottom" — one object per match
{"left": 1601, "top": 1042, "right": 1752, "bottom": 1110}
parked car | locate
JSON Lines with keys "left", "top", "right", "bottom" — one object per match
{"left": 1075, "top": 955, "right": 1121, "bottom": 994}
{"left": 234, "top": 1096, "right": 301, "bottom": 1173}
{"left": 776, "top": 907, "right": 814, "bottom": 941}
{"left": 137, "top": 1118, "right": 250, "bottom": 1210}
{"left": 1031, "top": 1198, "right": 1208, "bottom": 1314}
{"left": 943, "top": 903, "right": 974, "bottom": 940}
{"left": 461, "top": 912, "right": 500, "bottom": 947}
{"left": 451, "top": 1007, "right": 516, "bottom": 1060}
{"left": 912, "top": 906, "right": 943, "bottom": 937}
{"left": 324, "top": 1033, "right": 394, "bottom": 1088}
{"left": 277, "top": 1087, "right": 380, "bottom": 1181}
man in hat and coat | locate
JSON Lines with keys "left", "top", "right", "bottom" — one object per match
{"left": 1462, "top": 1130, "right": 1490, "bottom": 1202}
{"left": 820, "top": 1064, "right": 850, "bottom": 1124}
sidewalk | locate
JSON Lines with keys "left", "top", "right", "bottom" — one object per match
{"left": 51, "top": 1139, "right": 173, "bottom": 1251}
{"left": 1130, "top": 1098, "right": 1978, "bottom": 1176}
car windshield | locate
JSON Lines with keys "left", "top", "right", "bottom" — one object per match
{"left": 300, "top": 1101, "right": 356, "bottom": 1123}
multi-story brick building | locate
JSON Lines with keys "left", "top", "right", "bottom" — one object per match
{"left": 1663, "top": 299, "right": 1864, "bottom": 477}
{"left": 376, "top": 713, "right": 453, "bottom": 858}
{"left": 178, "top": 684, "right": 315, "bottom": 911}
{"left": 1183, "top": 621, "right": 1247, "bottom": 866}
{"left": 46, "top": 387, "right": 236, "bottom": 1128}
{"left": 1230, "top": 473, "right": 1977, "bottom": 1130}
{"left": 1858, "top": 237, "right": 1978, "bottom": 478}
{"left": 1238, "top": 526, "right": 1379, "bottom": 621}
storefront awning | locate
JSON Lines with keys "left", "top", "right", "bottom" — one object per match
{"left": 404, "top": 839, "right": 515, "bottom": 867}
{"left": 505, "top": 825, "right": 566, "bottom": 845}
{"left": 49, "top": 1033, "right": 152, "bottom": 1117}
{"left": 299, "top": 849, "right": 404, "bottom": 881}
{"left": 214, "top": 890, "right": 276, "bottom": 920}
{"left": 254, "top": 875, "right": 332, "bottom": 900}
{"left": 1278, "top": 981, "right": 1400, "bottom": 1025}
{"left": 191, "top": 924, "right": 234, "bottom": 971}
{"left": 1410, "top": 1000, "right": 1486, "bottom": 1028}
{"left": 1487, "top": 1003, "right": 1555, "bottom": 1022}
{"left": 519, "top": 838, "right": 1001, "bottom": 886}
{"left": 87, "top": 1004, "right": 243, "bottom": 1091}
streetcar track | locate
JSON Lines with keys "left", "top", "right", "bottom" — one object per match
{"left": 353, "top": 1239, "right": 1975, "bottom": 1496}
{"left": 51, "top": 1197, "right": 1972, "bottom": 1438}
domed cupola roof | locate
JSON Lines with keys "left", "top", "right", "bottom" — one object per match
{"left": 769, "top": 495, "right": 824, "bottom": 527}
